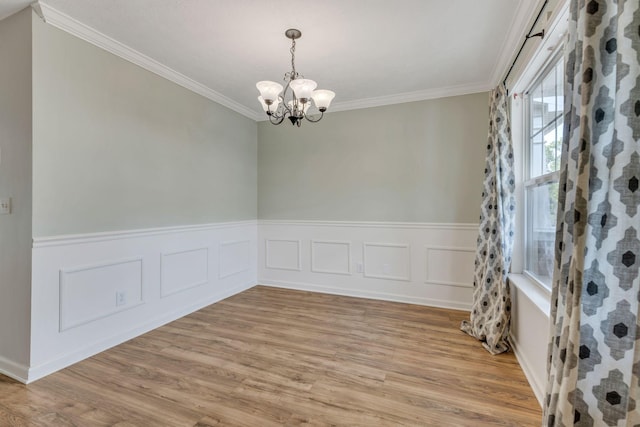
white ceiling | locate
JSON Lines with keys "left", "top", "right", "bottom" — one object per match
{"left": 2, "top": 1, "right": 538, "bottom": 120}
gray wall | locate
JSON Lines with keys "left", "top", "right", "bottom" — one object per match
{"left": 32, "top": 17, "right": 258, "bottom": 237}
{"left": 0, "top": 8, "right": 32, "bottom": 369}
{"left": 258, "top": 93, "right": 488, "bottom": 223}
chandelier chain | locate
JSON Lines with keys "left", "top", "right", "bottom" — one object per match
{"left": 290, "top": 38, "right": 296, "bottom": 78}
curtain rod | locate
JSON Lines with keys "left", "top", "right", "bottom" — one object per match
{"left": 502, "top": 0, "right": 549, "bottom": 89}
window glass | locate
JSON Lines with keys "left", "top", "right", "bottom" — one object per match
{"left": 524, "top": 56, "right": 563, "bottom": 289}
{"left": 526, "top": 182, "right": 559, "bottom": 285}
{"left": 530, "top": 60, "right": 563, "bottom": 178}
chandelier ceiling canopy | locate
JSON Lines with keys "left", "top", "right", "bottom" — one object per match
{"left": 256, "top": 29, "right": 335, "bottom": 127}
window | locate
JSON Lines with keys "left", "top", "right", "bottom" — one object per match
{"left": 524, "top": 55, "right": 563, "bottom": 289}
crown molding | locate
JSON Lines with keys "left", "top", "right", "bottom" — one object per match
{"left": 33, "top": 1, "right": 262, "bottom": 121}
{"left": 256, "top": 81, "right": 492, "bottom": 121}
{"left": 328, "top": 81, "right": 491, "bottom": 114}
{"left": 489, "top": 0, "right": 544, "bottom": 88}
{"left": 256, "top": 82, "right": 492, "bottom": 121}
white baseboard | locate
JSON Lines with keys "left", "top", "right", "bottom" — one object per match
{"left": 261, "top": 280, "right": 471, "bottom": 311}
{"left": 0, "top": 355, "right": 29, "bottom": 383}
{"left": 26, "top": 280, "right": 255, "bottom": 383}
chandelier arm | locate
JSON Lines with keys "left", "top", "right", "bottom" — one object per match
{"left": 268, "top": 113, "right": 285, "bottom": 125}
{"left": 280, "top": 84, "right": 292, "bottom": 106}
{"left": 268, "top": 110, "right": 284, "bottom": 120}
{"left": 304, "top": 111, "right": 324, "bottom": 123}
{"left": 267, "top": 102, "right": 283, "bottom": 120}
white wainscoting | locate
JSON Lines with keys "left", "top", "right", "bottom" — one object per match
{"left": 28, "top": 220, "right": 257, "bottom": 383}
{"left": 265, "top": 239, "right": 302, "bottom": 271}
{"left": 258, "top": 220, "right": 478, "bottom": 310}
{"left": 60, "top": 257, "right": 144, "bottom": 331}
{"left": 425, "top": 246, "right": 475, "bottom": 288}
{"left": 161, "top": 248, "right": 209, "bottom": 298}
{"left": 363, "top": 242, "right": 411, "bottom": 281}
{"left": 219, "top": 240, "right": 251, "bottom": 279}
{"left": 311, "top": 240, "right": 351, "bottom": 276}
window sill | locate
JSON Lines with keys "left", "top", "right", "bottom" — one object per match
{"left": 508, "top": 273, "right": 551, "bottom": 318}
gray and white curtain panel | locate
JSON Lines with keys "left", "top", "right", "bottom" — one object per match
{"left": 461, "top": 84, "right": 516, "bottom": 355}
{"left": 544, "top": 0, "right": 640, "bottom": 425}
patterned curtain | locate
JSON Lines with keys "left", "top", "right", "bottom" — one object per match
{"left": 543, "top": 0, "right": 640, "bottom": 425}
{"left": 461, "top": 85, "right": 516, "bottom": 355}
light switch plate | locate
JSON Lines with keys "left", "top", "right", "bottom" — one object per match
{"left": 0, "top": 198, "right": 11, "bottom": 215}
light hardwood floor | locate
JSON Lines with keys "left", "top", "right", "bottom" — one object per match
{"left": 0, "top": 286, "right": 541, "bottom": 426}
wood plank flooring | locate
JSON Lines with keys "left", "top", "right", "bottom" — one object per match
{"left": 0, "top": 286, "right": 542, "bottom": 426}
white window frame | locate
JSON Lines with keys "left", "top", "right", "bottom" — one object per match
{"left": 508, "top": 0, "right": 569, "bottom": 311}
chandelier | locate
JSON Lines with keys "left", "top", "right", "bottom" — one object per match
{"left": 256, "top": 29, "right": 335, "bottom": 127}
